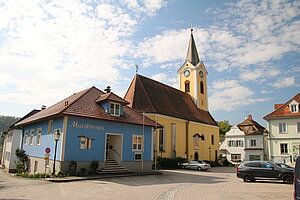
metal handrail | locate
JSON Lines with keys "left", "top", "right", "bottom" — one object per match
{"left": 113, "top": 149, "right": 121, "bottom": 158}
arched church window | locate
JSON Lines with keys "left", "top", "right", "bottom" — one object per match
{"left": 200, "top": 81, "right": 204, "bottom": 94}
{"left": 185, "top": 80, "right": 190, "bottom": 93}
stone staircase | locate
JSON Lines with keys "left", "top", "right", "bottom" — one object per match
{"left": 98, "top": 159, "right": 131, "bottom": 174}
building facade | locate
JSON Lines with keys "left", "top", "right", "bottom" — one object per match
{"left": 220, "top": 115, "right": 267, "bottom": 164}
{"left": 1, "top": 110, "right": 40, "bottom": 172}
{"left": 264, "top": 93, "right": 300, "bottom": 163}
{"left": 15, "top": 87, "right": 158, "bottom": 174}
{"left": 124, "top": 30, "right": 219, "bottom": 162}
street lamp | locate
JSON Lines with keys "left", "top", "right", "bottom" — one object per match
{"left": 52, "top": 129, "right": 61, "bottom": 176}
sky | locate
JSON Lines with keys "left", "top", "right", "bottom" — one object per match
{"left": 0, "top": 0, "right": 299, "bottom": 127}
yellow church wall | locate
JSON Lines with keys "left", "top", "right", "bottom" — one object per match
{"left": 187, "top": 121, "right": 219, "bottom": 161}
{"left": 146, "top": 114, "right": 220, "bottom": 162}
{"left": 146, "top": 114, "right": 187, "bottom": 158}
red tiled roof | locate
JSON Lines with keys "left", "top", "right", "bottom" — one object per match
{"left": 264, "top": 93, "right": 300, "bottom": 119}
{"left": 237, "top": 116, "right": 266, "bottom": 135}
{"left": 15, "top": 86, "right": 159, "bottom": 127}
{"left": 124, "top": 74, "right": 218, "bottom": 126}
{"left": 95, "top": 92, "right": 129, "bottom": 104}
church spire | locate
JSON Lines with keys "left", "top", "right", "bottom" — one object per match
{"left": 186, "top": 29, "right": 200, "bottom": 66}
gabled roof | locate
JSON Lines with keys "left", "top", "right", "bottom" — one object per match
{"left": 124, "top": 74, "right": 218, "bottom": 126}
{"left": 264, "top": 93, "right": 300, "bottom": 120}
{"left": 9, "top": 109, "right": 40, "bottom": 129}
{"left": 186, "top": 30, "right": 200, "bottom": 66}
{"left": 15, "top": 86, "right": 158, "bottom": 127}
{"left": 237, "top": 115, "right": 266, "bottom": 135}
{"left": 95, "top": 92, "right": 129, "bottom": 104}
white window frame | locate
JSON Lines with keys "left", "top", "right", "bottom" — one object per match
{"left": 80, "top": 136, "right": 92, "bottom": 150}
{"left": 48, "top": 120, "right": 53, "bottom": 134}
{"left": 134, "top": 152, "right": 142, "bottom": 161}
{"left": 280, "top": 143, "right": 288, "bottom": 154}
{"left": 132, "top": 135, "right": 143, "bottom": 151}
{"left": 250, "top": 139, "right": 256, "bottom": 147}
{"left": 279, "top": 123, "right": 287, "bottom": 133}
{"left": 36, "top": 128, "right": 42, "bottom": 145}
{"left": 109, "top": 102, "right": 121, "bottom": 116}
{"left": 24, "top": 130, "right": 28, "bottom": 145}
{"left": 29, "top": 129, "right": 34, "bottom": 145}
{"left": 231, "top": 154, "right": 241, "bottom": 162}
{"left": 290, "top": 104, "right": 298, "bottom": 113}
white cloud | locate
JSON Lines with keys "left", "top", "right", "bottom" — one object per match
{"left": 0, "top": 0, "right": 163, "bottom": 106}
{"left": 135, "top": 28, "right": 210, "bottom": 65}
{"left": 272, "top": 77, "right": 295, "bottom": 88}
{"left": 239, "top": 67, "right": 280, "bottom": 81}
{"left": 151, "top": 72, "right": 178, "bottom": 88}
{"left": 209, "top": 80, "right": 268, "bottom": 111}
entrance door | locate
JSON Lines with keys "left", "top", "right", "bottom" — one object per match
{"left": 194, "top": 152, "right": 199, "bottom": 161}
{"left": 105, "top": 134, "right": 123, "bottom": 163}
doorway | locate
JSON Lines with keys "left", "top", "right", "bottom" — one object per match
{"left": 194, "top": 152, "right": 199, "bottom": 161}
{"left": 105, "top": 133, "right": 123, "bottom": 163}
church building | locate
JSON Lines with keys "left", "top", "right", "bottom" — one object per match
{"left": 124, "top": 29, "right": 219, "bottom": 161}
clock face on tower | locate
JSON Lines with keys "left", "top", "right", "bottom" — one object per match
{"left": 184, "top": 69, "right": 190, "bottom": 77}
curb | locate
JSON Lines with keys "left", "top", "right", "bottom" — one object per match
{"left": 46, "top": 171, "right": 163, "bottom": 183}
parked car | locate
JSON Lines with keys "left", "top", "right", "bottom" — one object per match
{"left": 179, "top": 161, "right": 211, "bottom": 171}
{"left": 295, "top": 156, "right": 300, "bottom": 200}
{"left": 237, "top": 161, "right": 294, "bottom": 184}
{"left": 275, "top": 163, "right": 294, "bottom": 169}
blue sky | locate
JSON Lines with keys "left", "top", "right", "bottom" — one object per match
{"left": 0, "top": 0, "right": 299, "bottom": 126}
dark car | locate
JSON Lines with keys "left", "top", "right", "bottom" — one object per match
{"left": 275, "top": 163, "right": 294, "bottom": 169}
{"left": 295, "top": 156, "right": 300, "bottom": 200}
{"left": 237, "top": 160, "right": 294, "bottom": 184}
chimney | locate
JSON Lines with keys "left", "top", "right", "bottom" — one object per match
{"left": 104, "top": 86, "right": 111, "bottom": 93}
{"left": 247, "top": 114, "right": 253, "bottom": 121}
{"left": 41, "top": 105, "right": 46, "bottom": 110}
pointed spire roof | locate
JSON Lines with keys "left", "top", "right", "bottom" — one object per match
{"left": 186, "top": 29, "right": 200, "bottom": 66}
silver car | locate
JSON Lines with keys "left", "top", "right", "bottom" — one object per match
{"left": 180, "top": 161, "right": 211, "bottom": 171}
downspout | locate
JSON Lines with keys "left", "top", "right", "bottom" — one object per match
{"left": 186, "top": 121, "right": 190, "bottom": 160}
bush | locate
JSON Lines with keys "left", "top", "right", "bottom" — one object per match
{"left": 89, "top": 160, "right": 99, "bottom": 175}
{"left": 56, "top": 171, "right": 68, "bottom": 178}
{"left": 155, "top": 157, "right": 186, "bottom": 169}
{"left": 17, "top": 173, "right": 50, "bottom": 178}
{"left": 15, "top": 148, "right": 28, "bottom": 174}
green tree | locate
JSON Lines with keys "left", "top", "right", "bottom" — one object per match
{"left": 218, "top": 120, "right": 232, "bottom": 136}
{"left": 15, "top": 148, "right": 29, "bottom": 174}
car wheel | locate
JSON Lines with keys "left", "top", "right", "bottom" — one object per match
{"left": 181, "top": 165, "right": 185, "bottom": 169}
{"left": 243, "top": 173, "right": 253, "bottom": 182}
{"left": 197, "top": 167, "right": 202, "bottom": 171}
{"left": 282, "top": 174, "right": 293, "bottom": 184}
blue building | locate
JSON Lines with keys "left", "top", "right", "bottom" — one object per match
{"left": 15, "top": 86, "right": 159, "bottom": 174}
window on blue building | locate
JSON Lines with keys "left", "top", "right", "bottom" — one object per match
{"left": 36, "top": 128, "right": 42, "bottom": 145}
{"left": 29, "top": 129, "right": 34, "bottom": 145}
{"left": 132, "top": 135, "right": 143, "bottom": 151}
{"left": 80, "top": 136, "right": 92, "bottom": 149}
{"left": 48, "top": 120, "right": 53, "bottom": 134}
{"left": 109, "top": 103, "right": 120, "bottom": 116}
{"left": 23, "top": 130, "right": 28, "bottom": 145}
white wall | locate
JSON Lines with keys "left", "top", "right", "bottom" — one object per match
{"left": 267, "top": 117, "right": 300, "bottom": 163}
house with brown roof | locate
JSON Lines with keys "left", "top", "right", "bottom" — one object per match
{"left": 14, "top": 86, "right": 158, "bottom": 174}
{"left": 220, "top": 115, "right": 268, "bottom": 164}
{"left": 124, "top": 29, "right": 219, "bottom": 162}
{"left": 264, "top": 93, "right": 300, "bottom": 163}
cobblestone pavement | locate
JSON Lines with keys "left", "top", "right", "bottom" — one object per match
{"left": 0, "top": 167, "right": 293, "bottom": 200}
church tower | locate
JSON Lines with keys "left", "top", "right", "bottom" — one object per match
{"left": 177, "top": 29, "right": 208, "bottom": 111}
